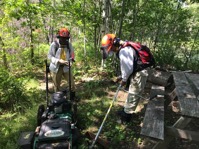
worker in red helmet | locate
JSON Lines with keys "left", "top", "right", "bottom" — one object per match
{"left": 48, "top": 27, "right": 78, "bottom": 101}
{"left": 101, "top": 34, "right": 149, "bottom": 123}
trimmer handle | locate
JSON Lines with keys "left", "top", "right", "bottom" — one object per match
{"left": 45, "top": 59, "right": 49, "bottom": 106}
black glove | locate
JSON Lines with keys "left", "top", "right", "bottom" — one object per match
{"left": 116, "top": 76, "right": 122, "bottom": 83}
{"left": 120, "top": 81, "right": 126, "bottom": 87}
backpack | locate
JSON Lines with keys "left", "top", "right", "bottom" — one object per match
{"left": 54, "top": 40, "right": 59, "bottom": 54}
{"left": 121, "top": 41, "right": 156, "bottom": 72}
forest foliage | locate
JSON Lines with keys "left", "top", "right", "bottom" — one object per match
{"left": 0, "top": 0, "right": 199, "bottom": 148}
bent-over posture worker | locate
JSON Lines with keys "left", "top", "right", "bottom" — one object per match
{"left": 101, "top": 34, "right": 155, "bottom": 123}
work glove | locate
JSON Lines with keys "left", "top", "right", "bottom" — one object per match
{"left": 115, "top": 75, "right": 122, "bottom": 83}
{"left": 59, "top": 59, "right": 67, "bottom": 64}
{"left": 120, "top": 81, "right": 126, "bottom": 87}
{"left": 59, "top": 59, "right": 71, "bottom": 66}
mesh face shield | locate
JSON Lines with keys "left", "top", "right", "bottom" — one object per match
{"left": 58, "top": 37, "right": 69, "bottom": 47}
{"left": 100, "top": 45, "right": 113, "bottom": 59}
{"left": 101, "top": 34, "right": 116, "bottom": 59}
{"left": 101, "top": 47, "right": 109, "bottom": 59}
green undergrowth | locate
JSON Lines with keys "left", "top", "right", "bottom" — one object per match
{"left": 0, "top": 67, "right": 145, "bottom": 149}
{"left": 0, "top": 102, "right": 45, "bottom": 149}
{"left": 0, "top": 67, "right": 46, "bottom": 148}
{"left": 76, "top": 79, "right": 144, "bottom": 149}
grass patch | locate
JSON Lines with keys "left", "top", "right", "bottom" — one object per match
{"left": 0, "top": 105, "right": 38, "bottom": 149}
{"left": 0, "top": 68, "right": 145, "bottom": 149}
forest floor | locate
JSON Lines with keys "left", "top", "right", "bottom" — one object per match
{"left": 38, "top": 70, "right": 199, "bottom": 149}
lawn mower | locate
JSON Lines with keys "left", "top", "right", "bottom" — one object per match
{"left": 18, "top": 59, "right": 80, "bottom": 149}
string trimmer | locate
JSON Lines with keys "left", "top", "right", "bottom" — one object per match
{"left": 88, "top": 84, "right": 121, "bottom": 149}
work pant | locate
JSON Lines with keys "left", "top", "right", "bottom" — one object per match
{"left": 124, "top": 69, "right": 149, "bottom": 114}
{"left": 52, "top": 66, "right": 75, "bottom": 92}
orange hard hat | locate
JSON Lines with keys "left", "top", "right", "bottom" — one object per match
{"left": 57, "top": 28, "right": 70, "bottom": 38}
{"left": 101, "top": 34, "right": 116, "bottom": 52}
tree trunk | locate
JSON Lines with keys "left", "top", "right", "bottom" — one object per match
{"left": 26, "top": 1, "right": 34, "bottom": 64}
{"left": 30, "top": 18, "right": 34, "bottom": 64}
{"left": 101, "top": 0, "right": 108, "bottom": 68}
{"left": 39, "top": 0, "right": 49, "bottom": 44}
{"left": 131, "top": 0, "right": 139, "bottom": 40}
{"left": 0, "top": 37, "right": 8, "bottom": 69}
{"left": 118, "top": 0, "right": 125, "bottom": 37}
{"left": 83, "top": 0, "right": 86, "bottom": 57}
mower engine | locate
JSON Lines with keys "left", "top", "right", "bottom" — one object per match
{"left": 18, "top": 91, "right": 79, "bottom": 149}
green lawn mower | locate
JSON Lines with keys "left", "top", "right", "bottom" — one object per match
{"left": 18, "top": 60, "right": 80, "bottom": 149}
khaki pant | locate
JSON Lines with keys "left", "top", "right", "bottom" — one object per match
{"left": 52, "top": 66, "right": 75, "bottom": 92}
{"left": 124, "top": 69, "right": 149, "bottom": 114}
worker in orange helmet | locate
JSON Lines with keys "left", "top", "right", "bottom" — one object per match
{"left": 101, "top": 34, "right": 149, "bottom": 123}
{"left": 48, "top": 27, "right": 78, "bottom": 101}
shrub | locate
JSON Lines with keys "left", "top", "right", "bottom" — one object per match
{"left": 0, "top": 67, "right": 31, "bottom": 112}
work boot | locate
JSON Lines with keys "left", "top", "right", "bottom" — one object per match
{"left": 70, "top": 92, "right": 80, "bottom": 102}
{"left": 117, "top": 109, "right": 132, "bottom": 123}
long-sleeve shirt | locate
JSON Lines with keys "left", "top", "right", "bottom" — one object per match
{"left": 48, "top": 41, "right": 75, "bottom": 73}
{"left": 119, "top": 46, "right": 136, "bottom": 82}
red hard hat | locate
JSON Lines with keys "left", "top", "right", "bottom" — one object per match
{"left": 101, "top": 34, "right": 116, "bottom": 52}
{"left": 57, "top": 28, "right": 70, "bottom": 38}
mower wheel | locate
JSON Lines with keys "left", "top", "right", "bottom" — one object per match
{"left": 72, "top": 127, "right": 81, "bottom": 147}
{"left": 37, "top": 104, "right": 45, "bottom": 126}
